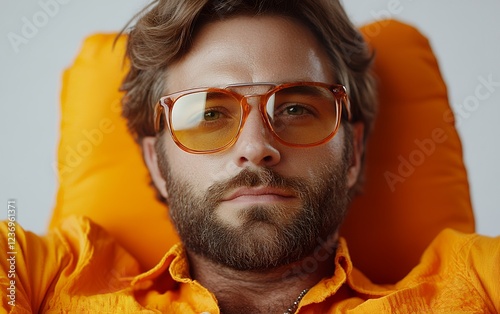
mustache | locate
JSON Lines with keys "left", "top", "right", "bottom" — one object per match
{"left": 206, "top": 168, "right": 308, "bottom": 203}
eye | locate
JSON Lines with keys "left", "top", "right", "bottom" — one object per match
{"left": 277, "top": 103, "right": 314, "bottom": 117}
{"left": 204, "top": 110, "right": 222, "bottom": 121}
{"left": 284, "top": 105, "right": 308, "bottom": 116}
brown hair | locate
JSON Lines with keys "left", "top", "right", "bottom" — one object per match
{"left": 121, "top": 0, "right": 376, "bottom": 144}
{"left": 121, "top": 0, "right": 376, "bottom": 195}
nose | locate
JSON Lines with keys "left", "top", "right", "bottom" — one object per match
{"left": 231, "top": 99, "right": 281, "bottom": 168}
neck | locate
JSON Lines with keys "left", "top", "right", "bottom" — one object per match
{"left": 186, "top": 233, "right": 339, "bottom": 314}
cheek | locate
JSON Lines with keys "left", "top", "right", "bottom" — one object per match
{"left": 165, "top": 141, "right": 233, "bottom": 191}
{"left": 280, "top": 132, "right": 346, "bottom": 178}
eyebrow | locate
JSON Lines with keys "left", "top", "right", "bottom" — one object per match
{"left": 205, "top": 91, "right": 235, "bottom": 101}
{"left": 277, "top": 85, "right": 326, "bottom": 97}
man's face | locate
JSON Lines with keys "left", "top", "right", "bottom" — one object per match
{"left": 143, "top": 15, "right": 363, "bottom": 270}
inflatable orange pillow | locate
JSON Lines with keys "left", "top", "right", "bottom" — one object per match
{"left": 50, "top": 20, "right": 474, "bottom": 284}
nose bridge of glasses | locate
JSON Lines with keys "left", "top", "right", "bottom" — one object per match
{"left": 225, "top": 85, "right": 274, "bottom": 117}
{"left": 232, "top": 89, "right": 276, "bottom": 141}
{"left": 240, "top": 93, "right": 265, "bottom": 108}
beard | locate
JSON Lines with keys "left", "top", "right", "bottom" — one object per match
{"left": 156, "top": 135, "right": 353, "bottom": 271}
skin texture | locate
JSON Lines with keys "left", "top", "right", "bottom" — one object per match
{"left": 142, "top": 15, "right": 364, "bottom": 314}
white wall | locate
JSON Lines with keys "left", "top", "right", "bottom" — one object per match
{"left": 1, "top": 0, "right": 499, "bottom": 236}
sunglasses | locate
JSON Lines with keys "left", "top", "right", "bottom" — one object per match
{"left": 154, "top": 82, "right": 351, "bottom": 154}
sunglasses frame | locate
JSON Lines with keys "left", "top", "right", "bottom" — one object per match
{"left": 154, "top": 81, "right": 351, "bottom": 154}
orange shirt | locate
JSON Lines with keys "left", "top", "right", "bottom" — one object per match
{"left": 1, "top": 216, "right": 499, "bottom": 313}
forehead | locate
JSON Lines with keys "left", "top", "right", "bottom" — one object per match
{"left": 165, "top": 15, "right": 334, "bottom": 92}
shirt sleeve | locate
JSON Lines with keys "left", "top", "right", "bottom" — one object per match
{"left": 464, "top": 233, "right": 500, "bottom": 312}
{"left": 1, "top": 216, "right": 143, "bottom": 313}
{"left": 1, "top": 219, "right": 70, "bottom": 313}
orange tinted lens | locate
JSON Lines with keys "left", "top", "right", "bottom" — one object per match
{"left": 266, "top": 85, "right": 339, "bottom": 145}
{"left": 170, "top": 91, "right": 242, "bottom": 151}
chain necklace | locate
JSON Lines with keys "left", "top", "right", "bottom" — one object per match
{"left": 283, "top": 288, "right": 309, "bottom": 314}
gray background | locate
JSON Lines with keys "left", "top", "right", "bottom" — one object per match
{"left": 1, "top": 0, "right": 499, "bottom": 236}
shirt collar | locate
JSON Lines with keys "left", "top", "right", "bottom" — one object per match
{"left": 130, "top": 237, "right": 391, "bottom": 299}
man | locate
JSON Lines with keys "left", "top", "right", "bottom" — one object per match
{"left": 125, "top": 0, "right": 371, "bottom": 311}
{"left": 1, "top": 0, "right": 499, "bottom": 313}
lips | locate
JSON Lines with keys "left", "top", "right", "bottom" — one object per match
{"left": 222, "top": 186, "right": 296, "bottom": 202}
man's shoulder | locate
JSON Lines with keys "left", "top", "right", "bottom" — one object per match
{"left": 423, "top": 228, "right": 500, "bottom": 261}
{"left": 50, "top": 215, "right": 131, "bottom": 254}
{"left": 0, "top": 216, "right": 144, "bottom": 312}
{"left": 401, "top": 229, "right": 500, "bottom": 312}
{"left": 340, "top": 230, "right": 499, "bottom": 312}
{"left": 1, "top": 215, "right": 135, "bottom": 260}
{"left": 14, "top": 214, "right": 144, "bottom": 276}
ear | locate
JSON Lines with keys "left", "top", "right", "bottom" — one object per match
{"left": 142, "top": 136, "right": 168, "bottom": 199}
{"left": 346, "top": 122, "right": 364, "bottom": 189}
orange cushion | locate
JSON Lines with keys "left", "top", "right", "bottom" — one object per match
{"left": 50, "top": 20, "right": 474, "bottom": 283}
{"left": 341, "top": 20, "right": 474, "bottom": 283}
{"left": 51, "top": 34, "right": 179, "bottom": 269}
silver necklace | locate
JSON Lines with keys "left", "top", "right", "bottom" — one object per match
{"left": 283, "top": 288, "right": 309, "bottom": 314}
